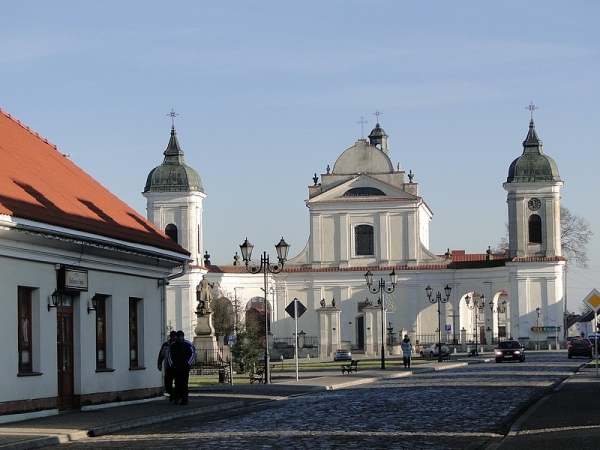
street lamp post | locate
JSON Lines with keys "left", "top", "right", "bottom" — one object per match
{"left": 536, "top": 307, "right": 541, "bottom": 351}
{"left": 489, "top": 299, "right": 507, "bottom": 343}
{"left": 239, "top": 237, "right": 290, "bottom": 384}
{"left": 549, "top": 318, "right": 559, "bottom": 350}
{"left": 465, "top": 294, "right": 485, "bottom": 356}
{"left": 365, "top": 269, "right": 398, "bottom": 370}
{"left": 425, "top": 284, "right": 452, "bottom": 362}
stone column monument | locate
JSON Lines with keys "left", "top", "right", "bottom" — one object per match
{"left": 194, "top": 275, "right": 218, "bottom": 362}
{"left": 316, "top": 298, "right": 341, "bottom": 358}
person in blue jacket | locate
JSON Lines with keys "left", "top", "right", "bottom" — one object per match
{"left": 168, "top": 330, "right": 196, "bottom": 405}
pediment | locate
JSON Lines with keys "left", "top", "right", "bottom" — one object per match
{"left": 308, "top": 175, "right": 418, "bottom": 204}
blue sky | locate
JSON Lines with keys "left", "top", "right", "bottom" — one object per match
{"left": 1, "top": 1, "right": 598, "bottom": 312}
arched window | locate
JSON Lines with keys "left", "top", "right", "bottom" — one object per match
{"left": 355, "top": 225, "right": 374, "bottom": 256}
{"left": 165, "top": 223, "right": 178, "bottom": 243}
{"left": 528, "top": 215, "right": 542, "bottom": 244}
{"left": 343, "top": 187, "right": 386, "bottom": 196}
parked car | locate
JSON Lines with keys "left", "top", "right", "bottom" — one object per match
{"left": 495, "top": 340, "right": 525, "bottom": 363}
{"left": 420, "top": 343, "right": 449, "bottom": 358}
{"left": 587, "top": 334, "right": 600, "bottom": 354}
{"left": 568, "top": 337, "right": 593, "bottom": 359}
{"left": 333, "top": 349, "right": 352, "bottom": 361}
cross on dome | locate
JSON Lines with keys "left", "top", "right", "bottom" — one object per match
{"left": 526, "top": 102, "right": 538, "bottom": 121}
{"left": 357, "top": 116, "right": 368, "bottom": 139}
{"left": 167, "top": 109, "right": 179, "bottom": 129}
{"left": 373, "top": 109, "right": 382, "bottom": 124}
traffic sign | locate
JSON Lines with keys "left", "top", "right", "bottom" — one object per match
{"left": 285, "top": 299, "right": 307, "bottom": 319}
{"left": 445, "top": 324, "right": 451, "bottom": 331}
{"left": 583, "top": 289, "right": 600, "bottom": 312}
{"left": 531, "top": 326, "right": 561, "bottom": 332}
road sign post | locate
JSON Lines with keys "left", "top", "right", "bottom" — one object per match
{"left": 583, "top": 289, "right": 600, "bottom": 377}
{"left": 286, "top": 298, "right": 306, "bottom": 381}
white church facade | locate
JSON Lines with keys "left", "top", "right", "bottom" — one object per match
{"left": 144, "top": 117, "right": 566, "bottom": 356}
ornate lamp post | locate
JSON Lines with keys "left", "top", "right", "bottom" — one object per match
{"left": 239, "top": 237, "right": 290, "bottom": 384}
{"left": 365, "top": 269, "right": 397, "bottom": 369}
{"left": 425, "top": 285, "right": 452, "bottom": 362}
{"left": 465, "top": 294, "right": 485, "bottom": 356}
{"left": 489, "top": 298, "right": 507, "bottom": 343}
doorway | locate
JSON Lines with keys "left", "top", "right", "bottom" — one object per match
{"left": 57, "top": 296, "right": 74, "bottom": 410}
{"left": 356, "top": 316, "right": 364, "bottom": 350}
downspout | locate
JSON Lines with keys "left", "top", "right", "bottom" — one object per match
{"left": 159, "top": 259, "right": 193, "bottom": 343}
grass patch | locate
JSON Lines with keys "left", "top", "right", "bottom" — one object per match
{"left": 188, "top": 357, "right": 431, "bottom": 386}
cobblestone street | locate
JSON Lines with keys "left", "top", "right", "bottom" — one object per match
{"left": 59, "top": 354, "right": 580, "bottom": 450}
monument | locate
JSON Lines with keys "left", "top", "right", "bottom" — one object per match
{"left": 193, "top": 275, "right": 219, "bottom": 362}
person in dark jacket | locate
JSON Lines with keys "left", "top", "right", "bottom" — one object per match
{"left": 168, "top": 330, "right": 196, "bottom": 405}
{"left": 157, "top": 330, "right": 177, "bottom": 402}
{"left": 401, "top": 334, "right": 413, "bottom": 368}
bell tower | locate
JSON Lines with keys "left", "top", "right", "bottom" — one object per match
{"left": 143, "top": 119, "right": 205, "bottom": 266}
{"left": 503, "top": 118, "right": 563, "bottom": 259}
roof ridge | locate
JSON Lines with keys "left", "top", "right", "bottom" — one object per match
{"left": 0, "top": 108, "right": 58, "bottom": 149}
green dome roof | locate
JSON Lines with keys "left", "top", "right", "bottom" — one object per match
{"left": 144, "top": 127, "right": 204, "bottom": 193}
{"left": 506, "top": 120, "right": 560, "bottom": 183}
{"left": 368, "top": 123, "right": 387, "bottom": 146}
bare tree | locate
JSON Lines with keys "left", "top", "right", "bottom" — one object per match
{"left": 493, "top": 223, "right": 509, "bottom": 255}
{"left": 212, "top": 297, "right": 235, "bottom": 337}
{"left": 494, "top": 205, "right": 592, "bottom": 268}
{"left": 560, "top": 206, "right": 593, "bottom": 269}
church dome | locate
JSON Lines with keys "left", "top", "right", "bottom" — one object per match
{"left": 332, "top": 139, "right": 393, "bottom": 175}
{"left": 144, "top": 127, "right": 204, "bottom": 193}
{"left": 506, "top": 120, "right": 560, "bottom": 183}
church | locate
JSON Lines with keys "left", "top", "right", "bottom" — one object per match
{"left": 144, "top": 115, "right": 566, "bottom": 357}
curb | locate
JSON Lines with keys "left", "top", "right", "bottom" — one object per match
{"left": 89, "top": 401, "right": 245, "bottom": 437}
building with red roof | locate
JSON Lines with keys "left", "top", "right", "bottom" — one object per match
{"left": 0, "top": 109, "right": 190, "bottom": 417}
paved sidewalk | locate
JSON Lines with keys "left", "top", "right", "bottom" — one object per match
{"left": 488, "top": 363, "right": 600, "bottom": 450}
{"left": 0, "top": 360, "right": 467, "bottom": 450}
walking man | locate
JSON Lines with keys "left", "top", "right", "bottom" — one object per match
{"left": 157, "top": 330, "right": 177, "bottom": 402}
{"left": 401, "top": 334, "right": 412, "bottom": 368}
{"left": 168, "top": 330, "right": 196, "bottom": 405}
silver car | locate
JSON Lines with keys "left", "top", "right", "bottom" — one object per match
{"left": 333, "top": 349, "right": 352, "bottom": 361}
{"left": 420, "top": 343, "right": 449, "bottom": 358}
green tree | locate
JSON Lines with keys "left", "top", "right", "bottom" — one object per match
{"left": 230, "top": 329, "right": 259, "bottom": 374}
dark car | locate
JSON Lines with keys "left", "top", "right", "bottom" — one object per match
{"left": 495, "top": 340, "right": 525, "bottom": 363}
{"left": 568, "top": 337, "right": 593, "bottom": 359}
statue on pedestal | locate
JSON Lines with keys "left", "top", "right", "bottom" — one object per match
{"left": 196, "top": 275, "right": 214, "bottom": 315}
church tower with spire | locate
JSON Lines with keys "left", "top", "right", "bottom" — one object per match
{"left": 143, "top": 120, "right": 205, "bottom": 265}
{"left": 143, "top": 115, "right": 206, "bottom": 335}
{"left": 503, "top": 118, "right": 563, "bottom": 259}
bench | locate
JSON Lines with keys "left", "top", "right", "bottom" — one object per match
{"left": 249, "top": 369, "right": 264, "bottom": 384}
{"left": 341, "top": 360, "right": 358, "bottom": 374}
{"left": 249, "top": 364, "right": 279, "bottom": 384}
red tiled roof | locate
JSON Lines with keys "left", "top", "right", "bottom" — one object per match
{"left": 0, "top": 109, "right": 189, "bottom": 256}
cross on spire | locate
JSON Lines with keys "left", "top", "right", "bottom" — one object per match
{"left": 357, "top": 116, "right": 368, "bottom": 139}
{"left": 167, "top": 109, "right": 179, "bottom": 129}
{"left": 526, "top": 102, "right": 538, "bottom": 121}
{"left": 373, "top": 109, "right": 382, "bottom": 124}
